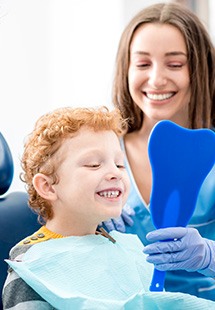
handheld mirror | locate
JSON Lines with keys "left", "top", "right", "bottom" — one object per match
{"left": 148, "top": 120, "right": 215, "bottom": 292}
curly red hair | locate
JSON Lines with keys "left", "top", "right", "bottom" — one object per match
{"left": 20, "top": 106, "right": 127, "bottom": 222}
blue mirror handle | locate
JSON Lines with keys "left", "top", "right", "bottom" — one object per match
{"left": 149, "top": 268, "right": 165, "bottom": 292}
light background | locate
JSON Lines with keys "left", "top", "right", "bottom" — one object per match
{"left": 0, "top": 0, "right": 214, "bottom": 192}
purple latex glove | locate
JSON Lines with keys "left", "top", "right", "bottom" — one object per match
{"left": 99, "top": 204, "right": 135, "bottom": 233}
{"left": 143, "top": 227, "right": 215, "bottom": 277}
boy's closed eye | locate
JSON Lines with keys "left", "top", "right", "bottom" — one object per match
{"left": 83, "top": 163, "right": 125, "bottom": 169}
{"left": 84, "top": 163, "right": 101, "bottom": 168}
{"left": 116, "top": 164, "right": 125, "bottom": 169}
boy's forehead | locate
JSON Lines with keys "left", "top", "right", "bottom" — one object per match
{"left": 76, "top": 127, "right": 120, "bottom": 142}
{"left": 54, "top": 129, "right": 124, "bottom": 166}
{"left": 62, "top": 127, "right": 122, "bottom": 152}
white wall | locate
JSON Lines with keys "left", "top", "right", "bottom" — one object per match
{"left": 0, "top": 0, "right": 214, "bottom": 193}
{"left": 209, "top": 0, "right": 215, "bottom": 44}
{"left": 0, "top": 0, "right": 52, "bottom": 192}
{"left": 0, "top": 0, "right": 124, "bottom": 193}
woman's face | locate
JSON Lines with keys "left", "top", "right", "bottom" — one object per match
{"left": 128, "top": 23, "right": 191, "bottom": 128}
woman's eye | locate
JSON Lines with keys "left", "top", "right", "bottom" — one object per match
{"left": 168, "top": 63, "right": 183, "bottom": 68}
{"left": 136, "top": 63, "right": 150, "bottom": 68}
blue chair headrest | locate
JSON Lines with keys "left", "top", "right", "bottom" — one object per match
{"left": 0, "top": 133, "right": 14, "bottom": 195}
{"left": 0, "top": 132, "right": 41, "bottom": 310}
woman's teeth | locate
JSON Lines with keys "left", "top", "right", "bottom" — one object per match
{"left": 146, "top": 93, "right": 173, "bottom": 101}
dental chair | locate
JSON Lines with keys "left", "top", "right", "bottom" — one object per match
{"left": 0, "top": 132, "right": 40, "bottom": 309}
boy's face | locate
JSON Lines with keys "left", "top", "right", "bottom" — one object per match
{"left": 49, "top": 127, "right": 130, "bottom": 233}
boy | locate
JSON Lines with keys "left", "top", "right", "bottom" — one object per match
{"left": 2, "top": 107, "right": 215, "bottom": 309}
{"left": 2, "top": 106, "right": 149, "bottom": 309}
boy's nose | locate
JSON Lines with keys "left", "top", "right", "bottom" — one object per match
{"left": 105, "top": 166, "right": 122, "bottom": 181}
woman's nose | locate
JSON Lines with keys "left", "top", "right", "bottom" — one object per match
{"left": 148, "top": 65, "right": 167, "bottom": 89}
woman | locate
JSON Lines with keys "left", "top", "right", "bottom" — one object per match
{"left": 109, "top": 2, "right": 215, "bottom": 301}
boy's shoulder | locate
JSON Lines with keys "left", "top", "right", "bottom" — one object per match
{"left": 10, "top": 227, "right": 50, "bottom": 259}
{"left": 18, "top": 227, "right": 48, "bottom": 246}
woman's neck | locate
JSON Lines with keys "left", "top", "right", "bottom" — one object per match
{"left": 139, "top": 115, "right": 190, "bottom": 138}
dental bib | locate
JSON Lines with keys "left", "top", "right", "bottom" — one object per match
{"left": 6, "top": 231, "right": 215, "bottom": 309}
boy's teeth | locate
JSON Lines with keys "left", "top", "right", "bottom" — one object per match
{"left": 146, "top": 93, "right": 173, "bottom": 100}
{"left": 98, "top": 190, "right": 120, "bottom": 198}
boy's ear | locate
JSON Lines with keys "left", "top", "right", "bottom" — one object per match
{"left": 33, "top": 173, "right": 57, "bottom": 201}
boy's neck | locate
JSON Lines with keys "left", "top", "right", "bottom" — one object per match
{"left": 45, "top": 220, "right": 97, "bottom": 237}
{"left": 40, "top": 226, "right": 116, "bottom": 243}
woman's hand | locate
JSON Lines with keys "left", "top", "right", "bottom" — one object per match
{"left": 143, "top": 227, "right": 215, "bottom": 276}
{"left": 99, "top": 204, "right": 135, "bottom": 232}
